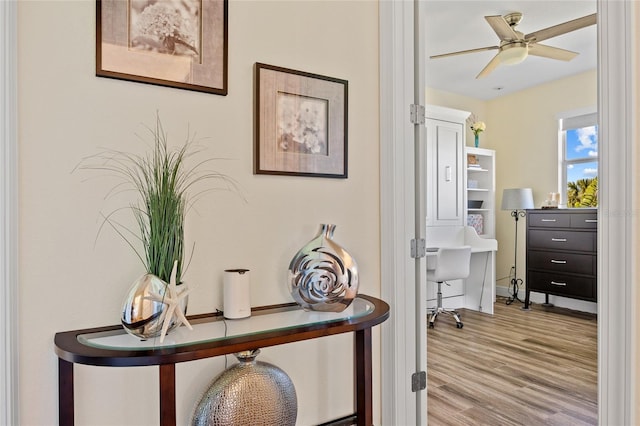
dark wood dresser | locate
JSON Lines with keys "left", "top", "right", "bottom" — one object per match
{"left": 524, "top": 208, "right": 597, "bottom": 309}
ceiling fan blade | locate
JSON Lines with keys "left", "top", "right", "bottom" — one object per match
{"left": 485, "top": 15, "right": 520, "bottom": 41}
{"left": 528, "top": 43, "right": 578, "bottom": 61}
{"left": 476, "top": 53, "right": 502, "bottom": 79}
{"left": 430, "top": 45, "right": 499, "bottom": 59}
{"left": 525, "top": 13, "right": 596, "bottom": 43}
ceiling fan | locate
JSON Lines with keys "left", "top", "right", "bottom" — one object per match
{"left": 430, "top": 12, "right": 597, "bottom": 79}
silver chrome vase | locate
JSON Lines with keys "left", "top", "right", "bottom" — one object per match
{"left": 289, "top": 224, "right": 359, "bottom": 312}
{"left": 191, "top": 349, "right": 297, "bottom": 426}
{"left": 121, "top": 273, "right": 187, "bottom": 340}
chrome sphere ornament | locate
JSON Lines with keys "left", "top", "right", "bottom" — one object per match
{"left": 121, "top": 273, "right": 188, "bottom": 340}
{"left": 289, "top": 224, "right": 359, "bottom": 312}
{"left": 191, "top": 349, "right": 297, "bottom": 426}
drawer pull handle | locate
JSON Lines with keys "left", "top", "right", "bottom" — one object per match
{"left": 551, "top": 260, "right": 567, "bottom": 264}
{"left": 541, "top": 219, "right": 557, "bottom": 222}
{"left": 445, "top": 166, "right": 452, "bottom": 182}
{"left": 551, "top": 238, "right": 567, "bottom": 242}
{"left": 585, "top": 219, "right": 598, "bottom": 223}
{"left": 551, "top": 281, "right": 567, "bottom": 286}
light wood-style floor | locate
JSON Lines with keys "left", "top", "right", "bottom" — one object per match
{"left": 427, "top": 297, "right": 597, "bottom": 425}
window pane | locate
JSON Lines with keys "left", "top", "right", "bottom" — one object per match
{"left": 566, "top": 161, "right": 598, "bottom": 207}
{"left": 566, "top": 126, "right": 598, "bottom": 160}
{"left": 567, "top": 161, "right": 598, "bottom": 183}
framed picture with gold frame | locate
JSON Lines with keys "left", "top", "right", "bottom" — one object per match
{"left": 96, "top": 0, "right": 228, "bottom": 95}
{"left": 254, "top": 63, "right": 348, "bottom": 178}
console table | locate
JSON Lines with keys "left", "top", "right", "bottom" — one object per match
{"left": 54, "top": 295, "right": 389, "bottom": 426}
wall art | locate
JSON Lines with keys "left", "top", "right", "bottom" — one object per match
{"left": 254, "top": 63, "right": 348, "bottom": 178}
{"left": 96, "top": 0, "right": 228, "bottom": 95}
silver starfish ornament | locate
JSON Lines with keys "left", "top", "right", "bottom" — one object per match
{"left": 146, "top": 260, "right": 193, "bottom": 343}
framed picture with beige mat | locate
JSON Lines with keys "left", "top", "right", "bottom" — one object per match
{"left": 254, "top": 63, "right": 348, "bottom": 178}
{"left": 96, "top": 0, "right": 228, "bottom": 95}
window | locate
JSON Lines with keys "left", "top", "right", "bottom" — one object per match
{"left": 559, "top": 112, "right": 598, "bottom": 207}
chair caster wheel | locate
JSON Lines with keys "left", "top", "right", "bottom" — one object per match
{"left": 456, "top": 323, "right": 463, "bottom": 329}
{"left": 428, "top": 322, "right": 434, "bottom": 329}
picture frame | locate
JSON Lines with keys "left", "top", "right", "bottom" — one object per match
{"left": 96, "top": 0, "right": 228, "bottom": 95}
{"left": 254, "top": 63, "right": 348, "bottom": 178}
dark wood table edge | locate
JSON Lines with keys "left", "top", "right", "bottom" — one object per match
{"left": 55, "top": 294, "right": 389, "bottom": 426}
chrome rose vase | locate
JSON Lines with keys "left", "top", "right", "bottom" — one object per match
{"left": 121, "top": 273, "right": 187, "bottom": 340}
{"left": 191, "top": 349, "right": 297, "bottom": 426}
{"left": 289, "top": 224, "right": 359, "bottom": 312}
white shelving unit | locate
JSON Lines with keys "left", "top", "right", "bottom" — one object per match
{"left": 464, "top": 146, "right": 495, "bottom": 238}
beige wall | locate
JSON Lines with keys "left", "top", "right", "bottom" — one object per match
{"left": 18, "top": 1, "right": 380, "bottom": 424}
{"left": 429, "top": 70, "right": 597, "bottom": 302}
{"left": 488, "top": 70, "right": 597, "bottom": 302}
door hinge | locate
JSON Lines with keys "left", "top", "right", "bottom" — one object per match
{"left": 410, "top": 104, "right": 425, "bottom": 125}
{"left": 410, "top": 238, "right": 426, "bottom": 259}
{"left": 411, "top": 371, "right": 426, "bottom": 392}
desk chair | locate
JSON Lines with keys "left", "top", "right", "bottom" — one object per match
{"left": 427, "top": 246, "right": 471, "bottom": 329}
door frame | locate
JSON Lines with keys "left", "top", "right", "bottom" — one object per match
{"left": 1, "top": 1, "right": 19, "bottom": 425}
{"left": 380, "top": 0, "right": 427, "bottom": 424}
{"left": 380, "top": 0, "right": 636, "bottom": 424}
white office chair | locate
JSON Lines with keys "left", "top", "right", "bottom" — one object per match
{"left": 427, "top": 246, "right": 471, "bottom": 329}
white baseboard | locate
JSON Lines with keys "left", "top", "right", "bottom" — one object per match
{"left": 495, "top": 285, "right": 597, "bottom": 314}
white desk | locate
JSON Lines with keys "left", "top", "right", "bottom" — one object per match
{"left": 426, "top": 226, "right": 497, "bottom": 314}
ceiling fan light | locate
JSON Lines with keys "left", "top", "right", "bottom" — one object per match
{"left": 499, "top": 43, "right": 528, "bottom": 65}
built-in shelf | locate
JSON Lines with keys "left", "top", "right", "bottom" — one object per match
{"left": 465, "top": 147, "right": 495, "bottom": 238}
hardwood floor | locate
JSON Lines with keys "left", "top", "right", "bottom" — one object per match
{"left": 427, "top": 297, "right": 597, "bottom": 425}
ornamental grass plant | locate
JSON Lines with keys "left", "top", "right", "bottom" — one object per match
{"left": 78, "top": 114, "right": 239, "bottom": 285}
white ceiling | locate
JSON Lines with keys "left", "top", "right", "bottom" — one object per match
{"left": 425, "top": 1, "right": 597, "bottom": 100}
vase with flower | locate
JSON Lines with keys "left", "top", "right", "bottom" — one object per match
{"left": 470, "top": 120, "right": 486, "bottom": 148}
{"left": 78, "top": 113, "right": 240, "bottom": 341}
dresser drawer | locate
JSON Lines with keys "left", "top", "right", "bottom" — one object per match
{"left": 527, "top": 212, "right": 570, "bottom": 228}
{"left": 528, "top": 271, "right": 596, "bottom": 300}
{"left": 528, "top": 250, "right": 595, "bottom": 275}
{"left": 528, "top": 229, "right": 596, "bottom": 252}
{"left": 570, "top": 212, "right": 598, "bottom": 229}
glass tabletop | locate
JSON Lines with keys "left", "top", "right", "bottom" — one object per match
{"left": 78, "top": 297, "right": 375, "bottom": 351}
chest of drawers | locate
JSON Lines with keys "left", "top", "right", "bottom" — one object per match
{"left": 524, "top": 209, "right": 597, "bottom": 309}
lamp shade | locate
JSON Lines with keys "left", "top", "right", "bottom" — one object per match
{"left": 499, "top": 43, "right": 528, "bottom": 65}
{"left": 501, "top": 188, "right": 534, "bottom": 211}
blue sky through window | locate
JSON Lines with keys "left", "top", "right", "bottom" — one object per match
{"left": 566, "top": 126, "right": 598, "bottom": 183}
